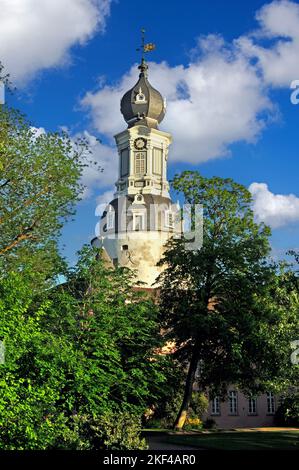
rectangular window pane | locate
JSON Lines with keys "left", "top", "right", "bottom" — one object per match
{"left": 165, "top": 210, "right": 174, "bottom": 228}
{"left": 134, "top": 214, "right": 144, "bottom": 231}
{"left": 107, "top": 210, "right": 115, "bottom": 230}
{"left": 153, "top": 147, "right": 162, "bottom": 175}
{"left": 229, "top": 391, "right": 238, "bottom": 415}
{"left": 121, "top": 148, "right": 129, "bottom": 177}
{"left": 248, "top": 397, "right": 257, "bottom": 414}
{"left": 267, "top": 392, "right": 275, "bottom": 414}
{"left": 135, "top": 152, "right": 146, "bottom": 175}
{"left": 212, "top": 397, "right": 220, "bottom": 415}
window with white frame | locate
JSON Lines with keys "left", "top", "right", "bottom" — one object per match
{"left": 135, "top": 152, "right": 146, "bottom": 175}
{"left": 266, "top": 392, "right": 275, "bottom": 414}
{"left": 248, "top": 397, "right": 257, "bottom": 415}
{"left": 133, "top": 213, "right": 145, "bottom": 231}
{"left": 211, "top": 397, "right": 220, "bottom": 415}
{"left": 165, "top": 210, "right": 174, "bottom": 228}
{"left": 107, "top": 207, "right": 115, "bottom": 230}
{"left": 229, "top": 391, "right": 238, "bottom": 415}
{"left": 152, "top": 147, "right": 162, "bottom": 175}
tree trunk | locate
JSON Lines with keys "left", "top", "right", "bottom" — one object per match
{"left": 173, "top": 341, "right": 200, "bottom": 430}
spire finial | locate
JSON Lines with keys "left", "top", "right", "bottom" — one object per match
{"left": 136, "top": 28, "right": 156, "bottom": 76}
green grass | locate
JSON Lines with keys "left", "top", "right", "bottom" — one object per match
{"left": 164, "top": 430, "right": 299, "bottom": 450}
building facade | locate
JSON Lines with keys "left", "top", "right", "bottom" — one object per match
{"left": 204, "top": 389, "right": 278, "bottom": 428}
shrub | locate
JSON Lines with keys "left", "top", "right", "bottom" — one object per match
{"left": 275, "top": 393, "right": 299, "bottom": 427}
{"left": 203, "top": 418, "right": 217, "bottom": 430}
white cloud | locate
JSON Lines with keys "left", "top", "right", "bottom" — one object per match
{"left": 0, "top": 0, "right": 111, "bottom": 84}
{"left": 75, "top": 130, "right": 117, "bottom": 199}
{"left": 95, "top": 188, "right": 115, "bottom": 216}
{"left": 82, "top": 1, "right": 299, "bottom": 165}
{"left": 30, "top": 126, "right": 46, "bottom": 137}
{"left": 249, "top": 182, "right": 299, "bottom": 228}
{"left": 238, "top": 0, "right": 299, "bottom": 87}
{"left": 82, "top": 40, "right": 274, "bottom": 163}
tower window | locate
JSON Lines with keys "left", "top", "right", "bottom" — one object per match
{"left": 121, "top": 244, "right": 128, "bottom": 251}
{"left": 248, "top": 397, "right": 257, "bottom": 415}
{"left": 135, "top": 152, "right": 146, "bottom": 175}
{"left": 266, "top": 392, "right": 275, "bottom": 414}
{"left": 153, "top": 147, "right": 162, "bottom": 175}
{"left": 107, "top": 207, "right": 115, "bottom": 230}
{"left": 229, "top": 391, "right": 238, "bottom": 415}
{"left": 211, "top": 397, "right": 220, "bottom": 415}
{"left": 165, "top": 210, "right": 174, "bottom": 228}
{"left": 121, "top": 148, "right": 129, "bottom": 177}
{"left": 133, "top": 213, "right": 145, "bottom": 231}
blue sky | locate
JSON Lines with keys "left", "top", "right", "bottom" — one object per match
{"left": 1, "top": 0, "right": 299, "bottom": 265}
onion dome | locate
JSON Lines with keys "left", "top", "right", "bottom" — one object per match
{"left": 120, "top": 59, "right": 166, "bottom": 129}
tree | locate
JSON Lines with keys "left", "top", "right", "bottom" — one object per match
{"left": 0, "top": 103, "right": 90, "bottom": 283}
{"left": 158, "top": 171, "right": 298, "bottom": 429}
{"left": 0, "top": 247, "right": 168, "bottom": 449}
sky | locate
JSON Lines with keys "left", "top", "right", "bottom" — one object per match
{"left": 1, "top": 0, "right": 299, "bottom": 265}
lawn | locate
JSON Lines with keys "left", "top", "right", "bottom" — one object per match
{"left": 147, "top": 429, "right": 299, "bottom": 450}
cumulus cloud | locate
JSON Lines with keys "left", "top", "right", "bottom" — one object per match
{"left": 82, "top": 39, "right": 274, "bottom": 163}
{"left": 95, "top": 188, "right": 115, "bottom": 216}
{"left": 75, "top": 130, "right": 117, "bottom": 199}
{"left": 82, "top": 1, "right": 299, "bottom": 164}
{"left": 0, "top": 0, "right": 111, "bottom": 84}
{"left": 238, "top": 0, "right": 299, "bottom": 87}
{"left": 249, "top": 182, "right": 299, "bottom": 228}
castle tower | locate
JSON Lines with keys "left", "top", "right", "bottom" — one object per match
{"left": 92, "top": 51, "right": 180, "bottom": 288}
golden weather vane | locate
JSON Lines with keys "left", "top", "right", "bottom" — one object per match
{"left": 136, "top": 28, "right": 156, "bottom": 62}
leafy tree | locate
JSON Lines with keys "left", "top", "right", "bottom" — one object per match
{"left": 275, "top": 391, "right": 299, "bottom": 427}
{"left": 0, "top": 103, "right": 89, "bottom": 283}
{"left": 158, "top": 171, "right": 299, "bottom": 429}
{"left": 0, "top": 247, "right": 168, "bottom": 449}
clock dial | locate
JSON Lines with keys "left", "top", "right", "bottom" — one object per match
{"left": 134, "top": 138, "right": 146, "bottom": 150}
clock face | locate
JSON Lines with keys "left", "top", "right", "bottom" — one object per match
{"left": 134, "top": 138, "right": 146, "bottom": 150}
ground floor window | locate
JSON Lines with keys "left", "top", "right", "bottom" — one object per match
{"left": 211, "top": 396, "right": 220, "bottom": 415}
{"left": 248, "top": 397, "right": 257, "bottom": 415}
{"left": 267, "top": 392, "right": 275, "bottom": 414}
{"left": 229, "top": 391, "right": 238, "bottom": 415}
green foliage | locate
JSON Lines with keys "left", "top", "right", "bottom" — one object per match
{"left": 0, "top": 97, "right": 164, "bottom": 449}
{"left": 79, "top": 411, "right": 147, "bottom": 450}
{"left": 159, "top": 171, "right": 299, "bottom": 426}
{"left": 203, "top": 418, "right": 217, "bottom": 430}
{"left": 0, "top": 247, "right": 167, "bottom": 449}
{"left": 148, "top": 388, "right": 208, "bottom": 429}
{"left": 189, "top": 392, "right": 209, "bottom": 419}
{"left": 0, "top": 104, "right": 91, "bottom": 283}
{"left": 275, "top": 392, "right": 299, "bottom": 427}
